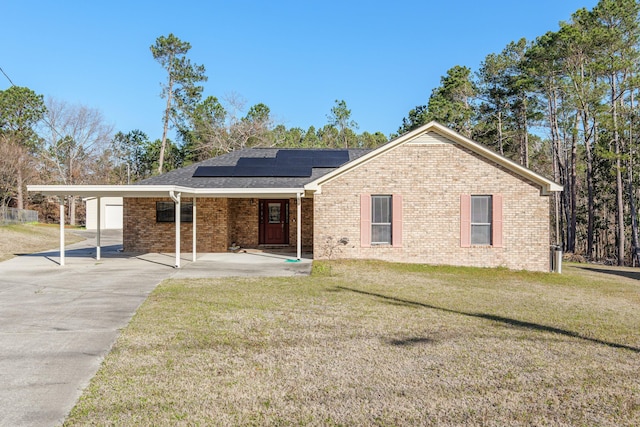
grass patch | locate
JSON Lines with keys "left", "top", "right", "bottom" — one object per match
{"left": 65, "top": 260, "right": 640, "bottom": 426}
{"left": 0, "top": 223, "right": 84, "bottom": 262}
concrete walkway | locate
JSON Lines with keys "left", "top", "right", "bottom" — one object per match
{"left": 0, "top": 231, "right": 311, "bottom": 427}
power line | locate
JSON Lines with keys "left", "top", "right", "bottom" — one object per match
{"left": 0, "top": 66, "right": 16, "bottom": 86}
{"left": 0, "top": 64, "right": 65, "bottom": 141}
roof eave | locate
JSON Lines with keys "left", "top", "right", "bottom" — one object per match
{"left": 305, "top": 121, "right": 563, "bottom": 195}
{"left": 27, "top": 184, "right": 305, "bottom": 198}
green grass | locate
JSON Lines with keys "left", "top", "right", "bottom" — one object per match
{"left": 0, "top": 223, "right": 84, "bottom": 262}
{"left": 65, "top": 260, "right": 640, "bottom": 426}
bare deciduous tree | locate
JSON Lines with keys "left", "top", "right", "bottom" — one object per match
{"left": 40, "top": 98, "right": 113, "bottom": 225}
{"left": 183, "top": 94, "right": 275, "bottom": 161}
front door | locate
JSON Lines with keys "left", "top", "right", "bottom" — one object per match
{"left": 259, "top": 200, "right": 289, "bottom": 244}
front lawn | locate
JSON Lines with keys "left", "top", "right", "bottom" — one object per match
{"left": 65, "top": 261, "right": 640, "bottom": 426}
{"left": 0, "top": 223, "right": 84, "bottom": 262}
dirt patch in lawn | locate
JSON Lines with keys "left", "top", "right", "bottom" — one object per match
{"left": 65, "top": 260, "right": 640, "bottom": 426}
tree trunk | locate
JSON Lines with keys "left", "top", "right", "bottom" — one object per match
{"left": 611, "top": 75, "right": 625, "bottom": 265}
{"left": 158, "top": 71, "right": 175, "bottom": 175}
{"left": 628, "top": 91, "right": 639, "bottom": 266}
{"left": 523, "top": 104, "right": 529, "bottom": 168}
{"left": 518, "top": 100, "right": 528, "bottom": 167}
{"left": 559, "top": 127, "right": 569, "bottom": 251}
{"left": 16, "top": 167, "right": 24, "bottom": 210}
{"left": 69, "top": 196, "right": 76, "bottom": 226}
{"left": 584, "top": 119, "right": 596, "bottom": 259}
{"left": 497, "top": 111, "right": 504, "bottom": 156}
{"left": 628, "top": 160, "right": 640, "bottom": 266}
{"left": 568, "top": 114, "right": 578, "bottom": 253}
{"left": 549, "top": 92, "right": 561, "bottom": 246}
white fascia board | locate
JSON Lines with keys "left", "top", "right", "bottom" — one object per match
{"left": 27, "top": 184, "right": 186, "bottom": 198}
{"left": 188, "top": 188, "right": 304, "bottom": 198}
{"left": 442, "top": 125, "right": 564, "bottom": 195}
{"left": 27, "top": 184, "right": 305, "bottom": 199}
{"left": 304, "top": 121, "right": 563, "bottom": 195}
{"left": 304, "top": 125, "right": 430, "bottom": 193}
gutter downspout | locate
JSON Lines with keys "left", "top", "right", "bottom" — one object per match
{"left": 192, "top": 196, "right": 197, "bottom": 262}
{"left": 170, "top": 190, "right": 181, "bottom": 268}
{"left": 297, "top": 192, "right": 302, "bottom": 261}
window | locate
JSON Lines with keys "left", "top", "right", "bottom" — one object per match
{"left": 470, "top": 195, "right": 492, "bottom": 245}
{"left": 156, "top": 202, "right": 193, "bottom": 223}
{"left": 461, "top": 194, "right": 503, "bottom": 248}
{"left": 371, "top": 195, "right": 392, "bottom": 245}
{"left": 361, "top": 194, "right": 402, "bottom": 248}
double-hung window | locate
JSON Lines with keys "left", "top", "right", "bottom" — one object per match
{"left": 156, "top": 201, "right": 193, "bottom": 223}
{"left": 361, "top": 194, "right": 402, "bottom": 247}
{"left": 470, "top": 195, "right": 492, "bottom": 245}
{"left": 461, "top": 194, "right": 503, "bottom": 248}
{"left": 371, "top": 195, "right": 392, "bottom": 245}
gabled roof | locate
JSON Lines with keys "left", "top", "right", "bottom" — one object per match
{"left": 138, "top": 147, "right": 371, "bottom": 189}
{"left": 27, "top": 148, "right": 371, "bottom": 198}
{"left": 28, "top": 123, "right": 562, "bottom": 198}
{"left": 304, "top": 121, "right": 563, "bottom": 195}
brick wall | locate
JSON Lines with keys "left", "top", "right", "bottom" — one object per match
{"left": 123, "top": 197, "right": 229, "bottom": 253}
{"left": 229, "top": 198, "right": 259, "bottom": 247}
{"left": 123, "top": 196, "right": 314, "bottom": 253}
{"left": 313, "top": 133, "right": 552, "bottom": 271}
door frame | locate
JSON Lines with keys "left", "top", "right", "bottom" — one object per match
{"left": 258, "top": 199, "right": 290, "bottom": 245}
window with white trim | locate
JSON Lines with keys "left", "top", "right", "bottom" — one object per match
{"left": 470, "top": 195, "right": 492, "bottom": 245}
{"left": 371, "top": 195, "right": 392, "bottom": 245}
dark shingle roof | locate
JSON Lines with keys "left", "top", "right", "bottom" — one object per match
{"left": 137, "top": 148, "right": 372, "bottom": 189}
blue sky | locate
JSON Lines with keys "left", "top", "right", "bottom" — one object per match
{"left": 1, "top": 0, "right": 598, "bottom": 141}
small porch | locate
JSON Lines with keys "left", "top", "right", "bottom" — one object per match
{"left": 26, "top": 184, "right": 314, "bottom": 268}
{"left": 15, "top": 227, "right": 313, "bottom": 277}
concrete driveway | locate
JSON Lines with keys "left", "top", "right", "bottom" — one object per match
{"left": 0, "top": 230, "right": 311, "bottom": 427}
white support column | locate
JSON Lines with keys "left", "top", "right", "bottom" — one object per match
{"left": 96, "top": 196, "right": 101, "bottom": 260}
{"left": 192, "top": 196, "right": 197, "bottom": 262}
{"left": 59, "top": 197, "right": 65, "bottom": 266}
{"left": 297, "top": 192, "right": 302, "bottom": 260}
{"left": 170, "top": 191, "right": 181, "bottom": 268}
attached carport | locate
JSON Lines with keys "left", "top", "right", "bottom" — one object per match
{"left": 27, "top": 184, "right": 305, "bottom": 268}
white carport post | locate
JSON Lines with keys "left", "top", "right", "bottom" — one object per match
{"left": 192, "top": 196, "right": 197, "bottom": 262}
{"left": 96, "top": 196, "right": 101, "bottom": 260}
{"left": 59, "top": 196, "right": 65, "bottom": 266}
{"left": 170, "top": 191, "right": 181, "bottom": 268}
{"left": 296, "top": 192, "right": 302, "bottom": 260}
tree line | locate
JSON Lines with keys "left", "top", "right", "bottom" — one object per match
{"left": 397, "top": 0, "right": 640, "bottom": 266}
{"left": 0, "top": 33, "right": 385, "bottom": 224}
{"left": 2, "top": 0, "right": 639, "bottom": 266}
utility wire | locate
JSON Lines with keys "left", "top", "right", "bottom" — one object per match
{"left": 0, "top": 64, "right": 65, "bottom": 141}
{"left": 0, "top": 66, "right": 16, "bottom": 86}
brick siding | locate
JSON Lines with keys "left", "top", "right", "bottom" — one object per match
{"left": 123, "top": 197, "right": 313, "bottom": 254}
{"left": 313, "top": 133, "right": 552, "bottom": 271}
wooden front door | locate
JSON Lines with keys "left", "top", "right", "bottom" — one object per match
{"left": 259, "top": 200, "right": 289, "bottom": 245}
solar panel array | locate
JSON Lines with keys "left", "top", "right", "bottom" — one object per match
{"left": 193, "top": 150, "right": 350, "bottom": 178}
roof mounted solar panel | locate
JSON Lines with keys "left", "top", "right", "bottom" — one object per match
{"left": 271, "top": 166, "right": 313, "bottom": 177}
{"left": 276, "top": 150, "right": 313, "bottom": 158}
{"left": 232, "top": 166, "right": 312, "bottom": 177}
{"left": 192, "top": 166, "right": 236, "bottom": 177}
{"left": 276, "top": 156, "right": 313, "bottom": 168}
{"left": 313, "top": 151, "right": 350, "bottom": 167}
{"left": 192, "top": 149, "right": 350, "bottom": 178}
{"left": 236, "top": 157, "right": 277, "bottom": 168}
{"left": 232, "top": 166, "right": 277, "bottom": 177}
